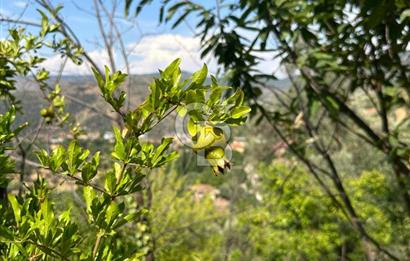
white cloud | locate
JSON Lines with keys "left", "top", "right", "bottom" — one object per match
{"left": 254, "top": 51, "right": 287, "bottom": 79}
{"left": 42, "top": 34, "right": 217, "bottom": 75}
{"left": 127, "top": 33, "right": 285, "bottom": 78}
{"left": 0, "top": 8, "right": 12, "bottom": 18}
{"left": 127, "top": 34, "right": 217, "bottom": 74}
{"left": 41, "top": 33, "right": 284, "bottom": 78}
{"left": 42, "top": 49, "right": 112, "bottom": 75}
{"left": 13, "top": 1, "right": 28, "bottom": 8}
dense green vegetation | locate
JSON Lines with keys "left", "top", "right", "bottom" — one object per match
{"left": 1, "top": 0, "right": 410, "bottom": 260}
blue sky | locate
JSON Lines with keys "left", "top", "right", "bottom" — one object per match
{"left": 1, "top": 0, "right": 193, "bottom": 42}
{"left": 0, "top": 0, "right": 283, "bottom": 76}
{"left": 0, "top": 0, "right": 195, "bottom": 46}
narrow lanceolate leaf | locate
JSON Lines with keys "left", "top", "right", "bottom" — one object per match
{"left": 105, "top": 202, "right": 120, "bottom": 226}
{"left": 112, "top": 127, "right": 126, "bottom": 161}
{"left": 176, "top": 105, "right": 187, "bottom": 117}
{"left": 66, "top": 141, "right": 78, "bottom": 174}
{"left": 40, "top": 199, "right": 53, "bottom": 229}
{"left": 105, "top": 170, "right": 117, "bottom": 194}
{"left": 149, "top": 82, "right": 161, "bottom": 109}
{"left": 8, "top": 195, "right": 21, "bottom": 223}
{"left": 231, "top": 106, "right": 251, "bottom": 119}
{"left": 162, "top": 58, "right": 181, "bottom": 78}
{"left": 226, "top": 89, "right": 244, "bottom": 106}
{"left": 36, "top": 149, "right": 50, "bottom": 167}
{"left": 92, "top": 67, "right": 104, "bottom": 90}
{"left": 187, "top": 118, "right": 198, "bottom": 136}
{"left": 66, "top": 141, "right": 89, "bottom": 174}
{"left": 81, "top": 152, "right": 100, "bottom": 183}
{"left": 50, "top": 145, "right": 65, "bottom": 171}
{"left": 83, "top": 186, "right": 96, "bottom": 212}
{"left": 152, "top": 137, "right": 173, "bottom": 166}
{"left": 208, "top": 86, "right": 222, "bottom": 106}
{"left": 190, "top": 64, "right": 208, "bottom": 87}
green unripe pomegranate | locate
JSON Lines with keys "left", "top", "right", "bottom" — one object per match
{"left": 205, "top": 146, "right": 225, "bottom": 160}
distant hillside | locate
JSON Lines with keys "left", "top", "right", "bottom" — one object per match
{"left": 4, "top": 73, "right": 290, "bottom": 143}
{"left": 11, "top": 74, "right": 157, "bottom": 133}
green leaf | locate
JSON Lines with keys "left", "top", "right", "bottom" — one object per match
{"left": 400, "top": 9, "right": 410, "bottom": 22}
{"left": 176, "top": 105, "right": 187, "bottom": 117}
{"left": 308, "top": 97, "right": 320, "bottom": 118}
{"left": 36, "top": 149, "right": 50, "bottom": 167}
{"left": 187, "top": 118, "right": 198, "bottom": 136}
{"left": 37, "top": 9, "right": 49, "bottom": 35}
{"left": 105, "top": 202, "right": 120, "bottom": 226}
{"left": 166, "top": 2, "right": 189, "bottom": 21}
{"left": 171, "top": 67, "right": 182, "bottom": 91}
{"left": 105, "top": 170, "right": 117, "bottom": 194}
{"left": 172, "top": 9, "right": 191, "bottom": 29}
{"left": 36, "top": 69, "right": 49, "bottom": 81}
{"left": 66, "top": 141, "right": 87, "bottom": 174}
{"left": 324, "top": 95, "right": 340, "bottom": 117}
{"left": 50, "top": 145, "right": 65, "bottom": 171}
{"left": 112, "top": 127, "right": 126, "bottom": 161}
{"left": 81, "top": 152, "right": 100, "bottom": 183}
{"left": 152, "top": 137, "right": 173, "bottom": 167}
{"left": 0, "top": 225, "right": 14, "bottom": 241}
{"left": 112, "top": 212, "right": 139, "bottom": 229}
{"left": 36, "top": 245, "right": 60, "bottom": 259}
{"left": 226, "top": 90, "right": 244, "bottom": 106}
{"left": 113, "top": 162, "right": 124, "bottom": 181}
{"left": 92, "top": 67, "right": 104, "bottom": 90}
{"left": 83, "top": 186, "right": 96, "bottom": 212}
{"left": 162, "top": 58, "right": 181, "bottom": 79}
{"left": 208, "top": 86, "right": 222, "bottom": 106}
{"left": 40, "top": 198, "right": 53, "bottom": 229}
{"left": 231, "top": 106, "right": 251, "bottom": 119}
{"left": 190, "top": 64, "right": 208, "bottom": 87}
{"left": 149, "top": 81, "right": 161, "bottom": 109}
{"left": 58, "top": 209, "right": 72, "bottom": 224}
{"left": 160, "top": 151, "right": 179, "bottom": 165}
{"left": 225, "top": 117, "right": 247, "bottom": 126}
{"left": 8, "top": 195, "right": 21, "bottom": 223}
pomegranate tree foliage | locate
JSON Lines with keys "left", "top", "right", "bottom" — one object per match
{"left": 126, "top": 0, "right": 410, "bottom": 259}
{"left": 0, "top": 16, "right": 249, "bottom": 260}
